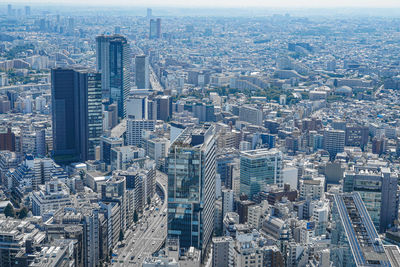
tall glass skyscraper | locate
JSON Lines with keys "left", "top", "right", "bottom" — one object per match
{"left": 96, "top": 34, "right": 131, "bottom": 118}
{"left": 51, "top": 68, "right": 102, "bottom": 164}
{"left": 79, "top": 71, "right": 103, "bottom": 161}
{"left": 167, "top": 125, "right": 216, "bottom": 258}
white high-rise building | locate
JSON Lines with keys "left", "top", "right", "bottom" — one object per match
{"left": 35, "top": 96, "right": 46, "bottom": 113}
{"left": 239, "top": 105, "right": 263, "bottom": 126}
{"left": 0, "top": 73, "right": 8, "bottom": 87}
{"left": 31, "top": 179, "right": 72, "bottom": 216}
{"left": 23, "top": 96, "right": 32, "bottom": 114}
{"left": 323, "top": 128, "right": 345, "bottom": 159}
{"left": 126, "top": 119, "right": 155, "bottom": 147}
{"left": 142, "top": 136, "right": 169, "bottom": 169}
{"left": 239, "top": 141, "right": 251, "bottom": 151}
{"left": 299, "top": 176, "right": 325, "bottom": 200}
{"left": 312, "top": 200, "right": 329, "bottom": 236}
{"left": 110, "top": 146, "right": 145, "bottom": 170}
{"left": 222, "top": 188, "right": 234, "bottom": 220}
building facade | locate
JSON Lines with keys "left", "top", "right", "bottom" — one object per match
{"left": 96, "top": 34, "right": 130, "bottom": 117}
{"left": 51, "top": 68, "right": 102, "bottom": 164}
{"left": 240, "top": 148, "right": 282, "bottom": 199}
{"left": 167, "top": 125, "right": 216, "bottom": 257}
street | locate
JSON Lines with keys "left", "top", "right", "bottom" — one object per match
{"left": 112, "top": 171, "right": 168, "bottom": 266}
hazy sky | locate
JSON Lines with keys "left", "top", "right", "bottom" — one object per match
{"left": 8, "top": 0, "right": 400, "bottom": 8}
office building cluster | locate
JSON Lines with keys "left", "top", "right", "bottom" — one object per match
{"left": 1, "top": 3, "right": 400, "bottom": 267}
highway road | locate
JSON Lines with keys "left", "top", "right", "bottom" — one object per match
{"left": 149, "top": 66, "right": 164, "bottom": 92}
{"left": 112, "top": 171, "right": 168, "bottom": 266}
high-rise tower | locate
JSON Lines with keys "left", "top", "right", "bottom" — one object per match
{"left": 135, "top": 55, "right": 149, "bottom": 89}
{"left": 149, "top": 18, "right": 161, "bottom": 39}
{"left": 167, "top": 125, "right": 216, "bottom": 258}
{"left": 51, "top": 67, "right": 102, "bottom": 164}
{"left": 96, "top": 34, "right": 131, "bottom": 118}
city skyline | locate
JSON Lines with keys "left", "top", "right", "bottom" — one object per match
{"left": 2, "top": 1, "right": 400, "bottom": 266}
{"left": 4, "top": 0, "right": 400, "bottom": 8}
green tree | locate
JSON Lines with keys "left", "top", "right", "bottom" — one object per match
{"left": 18, "top": 207, "right": 28, "bottom": 219}
{"left": 4, "top": 203, "right": 15, "bottom": 218}
{"left": 133, "top": 210, "right": 139, "bottom": 223}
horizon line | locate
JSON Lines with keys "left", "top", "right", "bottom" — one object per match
{"left": 4, "top": 2, "right": 400, "bottom": 9}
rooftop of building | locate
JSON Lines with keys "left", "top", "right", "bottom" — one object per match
{"left": 171, "top": 124, "right": 214, "bottom": 148}
{"left": 96, "top": 34, "right": 128, "bottom": 42}
{"left": 384, "top": 245, "right": 400, "bottom": 267}
{"left": 142, "top": 255, "right": 178, "bottom": 265}
{"left": 240, "top": 148, "right": 281, "bottom": 158}
{"left": 30, "top": 239, "right": 75, "bottom": 267}
{"left": 0, "top": 218, "right": 31, "bottom": 234}
{"left": 100, "top": 135, "right": 123, "bottom": 142}
{"left": 179, "top": 246, "right": 201, "bottom": 262}
{"left": 111, "top": 119, "right": 126, "bottom": 138}
{"left": 334, "top": 193, "right": 391, "bottom": 266}
{"left": 213, "top": 236, "right": 234, "bottom": 243}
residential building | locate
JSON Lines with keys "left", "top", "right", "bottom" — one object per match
{"left": 126, "top": 119, "right": 155, "bottom": 147}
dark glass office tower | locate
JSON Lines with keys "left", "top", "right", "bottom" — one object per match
{"left": 135, "top": 55, "right": 149, "bottom": 89}
{"left": 155, "top": 95, "right": 172, "bottom": 121}
{"left": 167, "top": 125, "right": 216, "bottom": 258}
{"left": 96, "top": 34, "right": 130, "bottom": 118}
{"left": 51, "top": 68, "right": 102, "bottom": 164}
{"left": 78, "top": 71, "right": 103, "bottom": 161}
